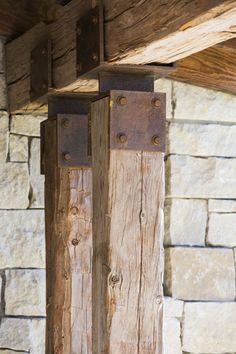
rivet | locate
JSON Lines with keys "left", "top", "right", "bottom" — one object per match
{"left": 72, "top": 238, "right": 79, "bottom": 246}
{"left": 117, "top": 96, "right": 127, "bottom": 106}
{"left": 70, "top": 206, "right": 79, "bottom": 215}
{"left": 42, "top": 48, "right": 47, "bottom": 55}
{"left": 117, "top": 133, "right": 127, "bottom": 144}
{"left": 62, "top": 119, "right": 70, "bottom": 128}
{"left": 77, "top": 26, "right": 82, "bottom": 35}
{"left": 63, "top": 153, "right": 72, "bottom": 161}
{"left": 92, "top": 16, "right": 98, "bottom": 25}
{"left": 77, "top": 62, "right": 82, "bottom": 72}
{"left": 92, "top": 53, "right": 98, "bottom": 62}
{"left": 152, "top": 135, "right": 160, "bottom": 146}
{"left": 152, "top": 98, "right": 161, "bottom": 108}
{"left": 111, "top": 275, "right": 120, "bottom": 284}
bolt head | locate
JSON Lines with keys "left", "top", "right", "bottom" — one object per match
{"left": 152, "top": 135, "right": 160, "bottom": 146}
{"left": 77, "top": 26, "right": 82, "bottom": 35}
{"left": 42, "top": 48, "right": 47, "bottom": 55}
{"left": 152, "top": 98, "right": 161, "bottom": 108}
{"left": 92, "top": 53, "right": 99, "bottom": 62}
{"left": 117, "top": 133, "right": 127, "bottom": 144}
{"left": 77, "top": 62, "right": 82, "bottom": 72}
{"left": 72, "top": 238, "right": 79, "bottom": 246}
{"left": 63, "top": 153, "right": 72, "bottom": 161}
{"left": 117, "top": 96, "right": 127, "bottom": 106}
{"left": 92, "top": 16, "right": 98, "bottom": 25}
{"left": 62, "top": 119, "right": 70, "bottom": 128}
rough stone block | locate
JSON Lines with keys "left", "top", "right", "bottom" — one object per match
{"left": 0, "top": 210, "right": 45, "bottom": 268}
{"left": 0, "top": 162, "right": 30, "bottom": 209}
{"left": 207, "top": 213, "right": 236, "bottom": 247}
{"left": 0, "top": 111, "right": 9, "bottom": 162}
{"left": 183, "top": 302, "right": 236, "bottom": 353}
{"left": 163, "top": 297, "right": 183, "bottom": 319}
{"left": 0, "top": 351, "right": 25, "bottom": 354}
{"left": 0, "top": 74, "right": 7, "bottom": 110}
{"left": 163, "top": 318, "right": 182, "bottom": 354}
{"left": 166, "top": 155, "right": 236, "bottom": 199}
{"left": 168, "top": 122, "right": 236, "bottom": 157}
{"left": 9, "top": 134, "right": 28, "bottom": 162}
{"left": 29, "top": 138, "right": 44, "bottom": 208}
{"left": 209, "top": 198, "right": 236, "bottom": 212}
{"left": 5, "top": 269, "right": 46, "bottom": 316}
{"left": 0, "top": 318, "right": 45, "bottom": 354}
{"left": 165, "top": 247, "right": 235, "bottom": 301}
{"left": 11, "top": 114, "right": 46, "bottom": 136}
{"left": 165, "top": 199, "right": 207, "bottom": 246}
{"left": 173, "top": 81, "right": 236, "bottom": 123}
{"left": 155, "top": 78, "right": 172, "bottom": 119}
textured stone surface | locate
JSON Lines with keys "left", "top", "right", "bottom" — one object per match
{"left": 11, "top": 114, "right": 46, "bottom": 136}
{"left": 163, "top": 318, "right": 182, "bottom": 354}
{"left": 168, "top": 122, "right": 236, "bottom": 157}
{"left": 0, "top": 162, "right": 29, "bottom": 209}
{"left": 207, "top": 213, "right": 236, "bottom": 247}
{"left": 183, "top": 302, "right": 236, "bottom": 353}
{"left": 29, "top": 138, "right": 44, "bottom": 208}
{"left": 163, "top": 297, "right": 183, "bottom": 319}
{"left": 165, "top": 199, "right": 207, "bottom": 246}
{"left": 9, "top": 134, "right": 28, "bottom": 162}
{"left": 0, "top": 351, "right": 25, "bottom": 354}
{"left": 165, "top": 247, "right": 235, "bottom": 301}
{"left": 173, "top": 81, "right": 236, "bottom": 123}
{"left": 0, "top": 112, "right": 9, "bottom": 162}
{"left": 0, "top": 318, "right": 45, "bottom": 354}
{"left": 166, "top": 155, "right": 236, "bottom": 198}
{"left": 209, "top": 198, "right": 236, "bottom": 212}
{"left": 155, "top": 78, "right": 172, "bottom": 119}
{"left": 0, "top": 210, "right": 45, "bottom": 268}
{"left": 5, "top": 269, "right": 46, "bottom": 316}
{"left": 0, "top": 74, "right": 7, "bottom": 110}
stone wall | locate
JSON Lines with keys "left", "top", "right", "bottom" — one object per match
{"left": 0, "top": 35, "right": 235, "bottom": 352}
{"left": 156, "top": 79, "right": 236, "bottom": 354}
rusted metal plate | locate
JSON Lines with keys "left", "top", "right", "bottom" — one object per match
{"left": 109, "top": 90, "right": 166, "bottom": 152}
{"left": 57, "top": 114, "right": 91, "bottom": 168}
{"left": 30, "top": 40, "right": 52, "bottom": 101}
{"left": 40, "top": 120, "right": 46, "bottom": 175}
{"left": 99, "top": 72, "right": 154, "bottom": 92}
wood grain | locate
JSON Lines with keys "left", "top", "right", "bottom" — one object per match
{"left": 6, "top": 0, "right": 236, "bottom": 112}
{"left": 44, "top": 119, "right": 92, "bottom": 354}
{"left": 91, "top": 95, "right": 164, "bottom": 353}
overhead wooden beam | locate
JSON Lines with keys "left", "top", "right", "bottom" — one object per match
{"left": 6, "top": 0, "right": 236, "bottom": 112}
{"left": 168, "top": 41, "right": 236, "bottom": 95}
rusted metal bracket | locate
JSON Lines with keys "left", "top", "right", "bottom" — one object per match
{"left": 30, "top": 40, "right": 52, "bottom": 102}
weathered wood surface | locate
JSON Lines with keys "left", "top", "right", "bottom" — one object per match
{"left": 169, "top": 42, "right": 236, "bottom": 95}
{"left": 44, "top": 119, "right": 92, "bottom": 353}
{"left": 6, "top": 0, "right": 236, "bottom": 112}
{"left": 91, "top": 95, "right": 164, "bottom": 353}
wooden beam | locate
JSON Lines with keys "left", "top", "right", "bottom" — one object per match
{"left": 169, "top": 41, "right": 236, "bottom": 95}
{"left": 6, "top": 0, "right": 236, "bottom": 112}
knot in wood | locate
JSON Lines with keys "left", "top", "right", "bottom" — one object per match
{"left": 72, "top": 238, "right": 79, "bottom": 246}
{"left": 111, "top": 274, "right": 120, "bottom": 284}
{"left": 70, "top": 206, "right": 79, "bottom": 215}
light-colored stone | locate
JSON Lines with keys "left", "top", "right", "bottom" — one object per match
{"left": 168, "top": 123, "right": 236, "bottom": 157}
{"left": 173, "top": 81, "right": 236, "bottom": 123}
{"left": 0, "top": 162, "right": 29, "bottom": 209}
{"left": 165, "top": 199, "right": 207, "bottom": 246}
{"left": 163, "top": 317, "right": 182, "bottom": 354}
{"left": 183, "top": 302, "right": 236, "bottom": 353}
{"left": 0, "top": 318, "right": 45, "bottom": 354}
{"left": 207, "top": 213, "right": 236, "bottom": 247}
{"left": 209, "top": 199, "right": 236, "bottom": 212}
{"left": 163, "top": 297, "right": 184, "bottom": 319}
{"left": 0, "top": 112, "right": 9, "bottom": 162}
{"left": 166, "top": 155, "right": 236, "bottom": 199}
{"left": 29, "top": 138, "right": 44, "bottom": 208}
{"left": 0, "top": 74, "right": 7, "bottom": 110}
{"left": 0, "top": 210, "right": 45, "bottom": 268}
{"left": 0, "top": 351, "right": 25, "bottom": 354}
{"left": 11, "top": 114, "right": 46, "bottom": 137}
{"left": 9, "top": 134, "right": 28, "bottom": 162}
{"left": 165, "top": 247, "right": 235, "bottom": 301}
{"left": 155, "top": 78, "right": 172, "bottom": 119}
{"left": 5, "top": 269, "right": 46, "bottom": 316}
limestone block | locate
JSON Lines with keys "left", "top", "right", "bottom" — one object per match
{"left": 29, "top": 138, "right": 44, "bottom": 208}
{"left": 209, "top": 199, "right": 236, "bottom": 212}
{"left": 165, "top": 247, "right": 235, "bottom": 301}
{"left": 0, "top": 210, "right": 45, "bottom": 268}
{"left": 0, "top": 162, "right": 29, "bottom": 209}
{"left": 0, "top": 112, "right": 9, "bottom": 162}
{"left": 168, "top": 123, "right": 236, "bottom": 157}
{"left": 183, "top": 302, "right": 236, "bottom": 353}
{"left": 166, "top": 155, "right": 236, "bottom": 199}
{"left": 0, "top": 351, "right": 25, "bottom": 354}
{"left": 163, "top": 297, "right": 183, "bottom": 319}
{"left": 173, "top": 81, "right": 236, "bottom": 123}
{"left": 0, "top": 318, "right": 45, "bottom": 354}
{"left": 165, "top": 199, "right": 207, "bottom": 246}
{"left": 9, "top": 134, "right": 28, "bottom": 162}
{"left": 155, "top": 78, "right": 172, "bottom": 119}
{"left": 207, "top": 213, "right": 236, "bottom": 247}
{"left": 163, "top": 318, "right": 182, "bottom": 354}
{"left": 11, "top": 114, "right": 46, "bottom": 136}
{"left": 0, "top": 74, "right": 7, "bottom": 110}
{"left": 5, "top": 269, "right": 46, "bottom": 316}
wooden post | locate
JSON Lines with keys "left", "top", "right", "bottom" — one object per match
{"left": 91, "top": 90, "right": 165, "bottom": 353}
{"left": 43, "top": 97, "right": 93, "bottom": 354}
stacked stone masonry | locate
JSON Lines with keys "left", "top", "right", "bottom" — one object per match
{"left": 0, "top": 34, "right": 235, "bottom": 353}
